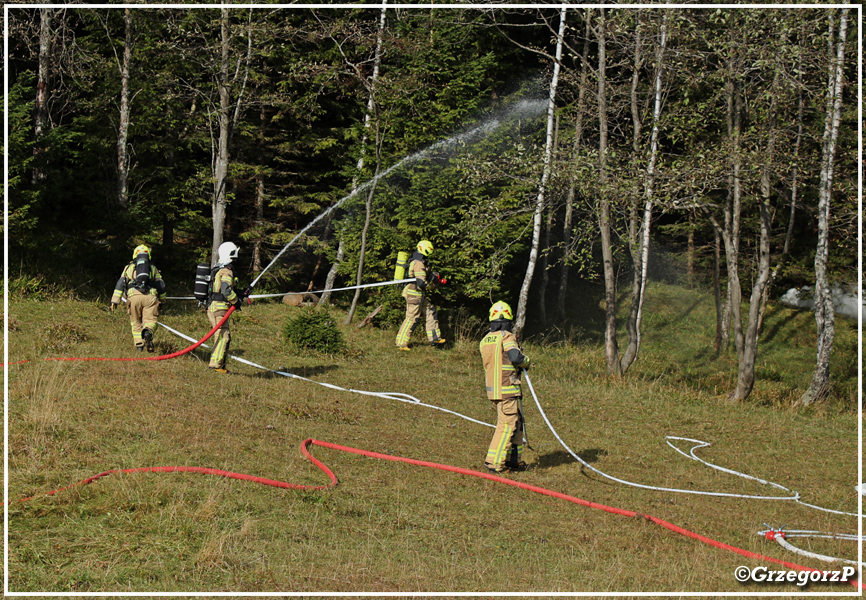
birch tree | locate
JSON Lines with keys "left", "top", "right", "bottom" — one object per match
{"left": 798, "top": 8, "right": 849, "bottom": 407}
{"left": 514, "top": 6, "right": 566, "bottom": 335}
{"left": 32, "top": 7, "right": 52, "bottom": 184}
{"left": 620, "top": 10, "right": 669, "bottom": 373}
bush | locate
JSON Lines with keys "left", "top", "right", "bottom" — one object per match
{"left": 283, "top": 308, "right": 347, "bottom": 355}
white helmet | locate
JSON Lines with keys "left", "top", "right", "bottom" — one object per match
{"left": 218, "top": 241, "right": 239, "bottom": 265}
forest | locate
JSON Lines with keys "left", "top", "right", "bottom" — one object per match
{"left": 4, "top": 5, "right": 859, "bottom": 406}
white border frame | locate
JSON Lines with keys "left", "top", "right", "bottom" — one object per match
{"left": 3, "top": 2, "right": 863, "bottom": 597}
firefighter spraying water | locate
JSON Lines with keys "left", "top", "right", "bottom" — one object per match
{"left": 395, "top": 240, "right": 447, "bottom": 350}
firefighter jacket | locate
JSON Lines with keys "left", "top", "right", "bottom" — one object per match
{"left": 480, "top": 327, "right": 530, "bottom": 400}
{"left": 402, "top": 251, "right": 431, "bottom": 301}
{"left": 111, "top": 263, "right": 166, "bottom": 303}
{"left": 208, "top": 264, "right": 239, "bottom": 312}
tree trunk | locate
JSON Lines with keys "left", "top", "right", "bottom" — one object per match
{"left": 320, "top": 240, "right": 344, "bottom": 305}
{"left": 719, "top": 58, "right": 744, "bottom": 356}
{"left": 253, "top": 105, "right": 267, "bottom": 273}
{"left": 758, "top": 64, "right": 804, "bottom": 335}
{"left": 324, "top": 4, "right": 387, "bottom": 304}
{"left": 712, "top": 223, "right": 724, "bottom": 353}
{"left": 345, "top": 164, "right": 378, "bottom": 325}
{"left": 116, "top": 7, "right": 132, "bottom": 210}
{"left": 515, "top": 6, "right": 566, "bottom": 336}
{"left": 799, "top": 9, "right": 848, "bottom": 407}
{"left": 211, "top": 8, "right": 231, "bottom": 263}
{"left": 621, "top": 11, "right": 668, "bottom": 374}
{"left": 729, "top": 58, "right": 782, "bottom": 403}
{"left": 33, "top": 7, "right": 52, "bottom": 184}
{"left": 595, "top": 9, "right": 620, "bottom": 376}
{"left": 556, "top": 13, "right": 591, "bottom": 322}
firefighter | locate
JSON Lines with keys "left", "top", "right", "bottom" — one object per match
{"left": 395, "top": 239, "right": 446, "bottom": 350}
{"left": 110, "top": 244, "right": 167, "bottom": 352}
{"left": 480, "top": 301, "right": 530, "bottom": 473}
{"left": 206, "top": 241, "right": 244, "bottom": 373}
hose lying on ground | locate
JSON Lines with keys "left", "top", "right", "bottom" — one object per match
{"left": 8, "top": 438, "right": 862, "bottom": 590}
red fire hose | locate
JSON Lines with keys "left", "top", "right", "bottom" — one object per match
{"left": 43, "top": 306, "right": 236, "bottom": 364}
{"left": 7, "top": 438, "right": 861, "bottom": 590}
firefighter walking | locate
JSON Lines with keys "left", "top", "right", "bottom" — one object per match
{"left": 206, "top": 241, "right": 244, "bottom": 373}
{"left": 480, "top": 301, "right": 530, "bottom": 473}
{"left": 110, "top": 244, "right": 167, "bottom": 352}
{"left": 395, "top": 239, "right": 446, "bottom": 350}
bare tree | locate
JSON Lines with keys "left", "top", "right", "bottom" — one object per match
{"left": 798, "top": 8, "right": 849, "bottom": 407}
{"left": 102, "top": 7, "right": 134, "bottom": 209}
{"left": 210, "top": 8, "right": 253, "bottom": 263}
{"left": 345, "top": 3, "right": 387, "bottom": 324}
{"left": 32, "top": 7, "right": 52, "bottom": 184}
{"left": 322, "top": 4, "right": 386, "bottom": 307}
{"left": 514, "top": 6, "right": 567, "bottom": 336}
{"left": 621, "top": 10, "right": 669, "bottom": 373}
{"left": 594, "top": 8, "right": 621, "bottom": 376}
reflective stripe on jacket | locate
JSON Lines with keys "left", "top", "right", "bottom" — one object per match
{"left": 479, "top": 329, "right": 527, "bottom": 400}
{"left": 402, "top": 251, "right": 430, "bottom": 299}
{"left": 208, "top": 266, "right": 238, "bottom": 312}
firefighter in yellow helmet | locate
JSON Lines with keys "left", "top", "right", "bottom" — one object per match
{"left": 480, "top": 301, "right": 530, "bottom": 473}
{"left": 206, "top": 241, "right": 244, "bottom": 373}
{"left": 395, "top": 239, "right": 446, "bottom": 350}
{"left": 110, "top": 244, "right": 167, "bottom": 352}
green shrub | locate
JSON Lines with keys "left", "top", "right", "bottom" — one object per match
{"left": 283, "top": 308, "right": 347, "bottom": 355}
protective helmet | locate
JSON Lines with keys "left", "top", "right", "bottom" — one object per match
{"left": 417, "top": 240, "right": 433, "bottom": 256}
{"left": 132, "top": 244, "right": 151, "bottom": 259}
{"left": 489, "top": 301, "right": 514, "bottom": 322}
{"left": 218, "top": 241, "right": 240, "bottom": 264}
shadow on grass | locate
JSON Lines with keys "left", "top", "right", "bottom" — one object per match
{"left": 760, "top": 308, "right": 803, "bottom": 344}
{"left": 536, "top": 448, "right": 608, "bottom": 469}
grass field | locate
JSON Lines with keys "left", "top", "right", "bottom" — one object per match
{"left": 4, "top": 282, "right": 860, "bottom": 593}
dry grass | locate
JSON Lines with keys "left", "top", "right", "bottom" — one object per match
{"left": 4, "top": 287, "right": 860, "bottom": 593}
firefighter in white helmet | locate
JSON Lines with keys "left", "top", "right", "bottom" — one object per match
{"left": 395, "top": 239, "right": 446, "bottom": 350}
{"left": 480, "top": 301, "right": 530, "bottom": 473}
{"left": 206, "top": 241, "right": 243, "bottom": 373}
{"left": 110, "top": 244, "right": 166, "bottom": 352}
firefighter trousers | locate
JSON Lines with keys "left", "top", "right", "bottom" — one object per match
{"left": 127, "top": 293, "right": 159, "bottom": 348}
{"left": 207, "top": 309, "right": 231, "bottom": 369}
{"left": 485, "top": 396, "right": 525, "bottom": 469}
{"left": 395, "top": 295, "right": 441, "bottom": 347}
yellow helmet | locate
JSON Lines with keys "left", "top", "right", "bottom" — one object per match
{"left": 489, "top": 301, "right": 514, "bottom": 321}
{"left": 132, "top": 244, "right": 151, "bottom": 259}
{"left": 417, "top": 240, "right": 433, "bottom": 256}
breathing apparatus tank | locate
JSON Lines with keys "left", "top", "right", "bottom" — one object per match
{"left": 394, "top": 251, "right": 409, "bottom": 280}
{"left": 194, "top": 263, "right": 214, "bottom": 304}
{"left": 133, "top": 253, "right": 152, "bottom": 291}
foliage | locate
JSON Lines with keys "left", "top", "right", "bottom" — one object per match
{"left": 283, "top": 307, "right": 347, "bottom": 355}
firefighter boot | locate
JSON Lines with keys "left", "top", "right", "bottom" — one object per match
{"left": 142, "top": 328, "right": 155, "bottom": 353}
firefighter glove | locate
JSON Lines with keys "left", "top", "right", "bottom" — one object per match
{"left": 233, "top": 300, "right": 243, "bottom": 312}
{"left": 110, "top": 302, "right": 118, "bottom": 312}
